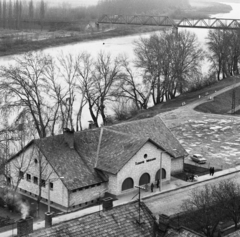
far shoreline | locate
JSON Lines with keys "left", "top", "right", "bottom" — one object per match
{"left": 0, "top": 1, "right": 233, "bottom": 58}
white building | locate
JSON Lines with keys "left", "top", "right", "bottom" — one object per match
{"left": 8, "top": 116, "right": 187, "bottom": 211}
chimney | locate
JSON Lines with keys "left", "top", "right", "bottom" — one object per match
{"left": 88, "top": 121, "right": 96, "bottom": 129}
{"left": 152, "top": 218, "right": 158, "bottom": 237}
{"left": 158, "top": 214, "right": 170, "bottom": 232}
{"left": 45, "top": 212, "right": 53, "bottom": 228}
{"left": 63, "top": 128, "right": 74, "bottom": 149}
{"left": 17, "top": 216, "right": 33, "bottom": 237}
{"left": 102, "top": 197, "right": 113, "bottom": 211}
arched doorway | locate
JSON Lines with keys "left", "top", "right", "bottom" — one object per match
{"left": 155, "top": 169, "right": 166, "bottom": 180}
{"left": 122, "top": 178, "right": 134, "bottom": 191}
{"left": 139, "top": 173, "right": 150, "bottom": 186}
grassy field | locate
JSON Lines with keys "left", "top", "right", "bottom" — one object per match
{"left": 195, "top": 84, "right": 240, "bottom": 114}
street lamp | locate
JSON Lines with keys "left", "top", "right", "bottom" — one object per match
{"left": 47, "top": 177, "right": 64, "bottom": 213}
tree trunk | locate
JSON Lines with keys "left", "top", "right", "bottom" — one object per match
{"left": 88, "top": 102, "right": 99, "bottom": 128}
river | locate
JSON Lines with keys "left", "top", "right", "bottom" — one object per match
{"left": 1, "top": 2, "right": 240, "bottom": 129}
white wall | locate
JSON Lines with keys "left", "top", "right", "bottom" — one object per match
{"left": 108, "top": 142, "right": 172, "bottom": 195}
{"left": 9, "top": 144, "right": 68, "bottom": 208}
{"left": 171, "top": 157, "right": 184, "bottom": 174}
{"left": 69, "top": 182, "right": 108, "bottom": 208}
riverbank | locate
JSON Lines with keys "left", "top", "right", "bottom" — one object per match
{"left": 0, "top": 26, "right": 163, "bottom": 57}
{"left": 0, "top": 0, "right": 233, "bottom": 58}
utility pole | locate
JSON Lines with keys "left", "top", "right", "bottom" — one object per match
{"left": 231, "top": 77, "right": 236, "bottom": 114}
{"left": 134, "top": 185, "right": 145, "bottom": 224}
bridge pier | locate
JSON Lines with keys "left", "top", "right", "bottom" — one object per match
{"left": 172, "top": 26, "right": 178, "bottom": 37}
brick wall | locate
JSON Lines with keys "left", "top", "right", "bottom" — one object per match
{"left": 171, "top": 157, "right": 184, "bottom": 174}
{"left": 108, "top": 142, "right": 172, "bottom": 195}
{"left": 9, "top": 145, "right": 68, "bottom": 208}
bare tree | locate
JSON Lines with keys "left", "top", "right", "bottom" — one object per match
{"left": 57, "top": 54, "right": 78, "bottom": 131}
{"left": 39, "top": 0, "right": 45, "bottom": 30}
{"left": 87, "top": 52, "right": 120, "bottom": 126}
{"left": 75, "top": 52, "right": 93, "bottom": 131}
{"left": 116, "top": 55, "right": 152, "bottom": 109}
{"left": 212, "top": 179, "right": 240, "bottom": 230}
{"left": 206, "top": 30, "right": 240, "bottom": 80}
{"left": 28, "top": 0, "right": 34, "bottom": 20}
{"left": 133, "top": 31, "right": 204, "bottom": 106}
{"left": 181, "top": 185, "right": 224, "bottom": 237}
{"left": 0, "top": 52, "right": 60, "bottom": 138}
{"left": 2, "top": 0, "right": 6, "bottom": 28}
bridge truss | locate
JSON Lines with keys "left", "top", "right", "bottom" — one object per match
{"left": 97, "top": 15, "right": 240, "bottom": 30}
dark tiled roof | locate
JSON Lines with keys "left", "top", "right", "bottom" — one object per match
{"left": 12, "top": 116, "right": 187, "bottom": 190}
{"left": 96, "top": 128, "right": 148, "bottom": 174}
{"left": 29, "top": 201, "right": 157, "bottom": 237}
{"left": 35, "top": 130, "right": 104, "bottom": 190}
{"left": 109, "top": 116, "right": 187, "bottom": 158}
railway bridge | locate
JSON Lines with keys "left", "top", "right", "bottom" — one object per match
{"left": 97, "top": 15, "right": 240, "bottom": 31}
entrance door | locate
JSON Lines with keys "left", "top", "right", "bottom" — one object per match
{"left": 155, "top": 169, "right": 166, "bottom": 180}
{"left": 139, "top": 173, "right": 150, "bottom": 186}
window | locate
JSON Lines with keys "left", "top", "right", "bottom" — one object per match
{"left": 146, "top": 158, "right": 156, "bottom": 162}
{"left": 33, "top": 177, "right": 38, "bottom": 184}
{"left": 34, "top": 159, "right": 38, "bottom": 164}
{"left": 41, "top": 179, "right": 46, "bottom": 187}
{"left": 19, "top": 171, "right": 24, "bottom": 179}
{"left": 26, "top": 174, "right": 31, "bottom": 182}
{"left": 135, "top": 161, "right": 144, "bottom": 165}
{"left": 144, "top": 154, "right": 148, "bottom": 159}
{"left": 50, "top": 182, "right": 53, "bottom": 190}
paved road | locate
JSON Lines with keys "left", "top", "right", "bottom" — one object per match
{"left": 144, "top": 171, "right": 240, "bottom": 217}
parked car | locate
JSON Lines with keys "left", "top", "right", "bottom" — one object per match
{"left": 191, "top": 154, "right": 207, "bottom": 164}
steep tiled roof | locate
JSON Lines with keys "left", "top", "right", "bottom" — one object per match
{"left": 10, "top": 116, "right": 188, "bottom": 190}
{"left": 109, "top": 116, "right": 187, "bottom": 158}
{"left": 96, "top": 128, "right": 149, "bottom": 174}
{"left": 29, "top": 201, "right": 157, "bottom": 237}
{"left": 35, "top": 130, "right": 104, "bottom": 190}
